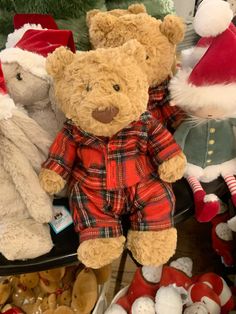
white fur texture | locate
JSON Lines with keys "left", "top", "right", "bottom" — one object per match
{"left": 155, "top": 286, "right": 183, "bottom": 314}
{"left": 104, "top": 304, "right": 127, "bottom": 314}
{"left": 227, "top": 215, "right": 236, "bottom": 231}
{"left": 184, "top": 159, "right": 236, "bottom": 182}
{"left": 0, "top": 108, "right": 54, "bottom": 260}
{"left": 184, "top": 302, "right": 209, "bottom": 314}
{"left": 194, "top": 0, "right": 233, "bottom": 37}
{"left": 170, "top": 257, "right": 193, "bottom": 277}
{"left": 6, "top": 24, "right": 43, "bottom": 48}
{"left": 181, "top": 47, "right": 208, "bottom": 69}
{"left": 169, "top": 69, "right": 236, "bottom": 113}
{"left": 204, "top": 194, "right": 219, "bottom": 202}
{"left": 142, "top": 265, "right": 163, "bottom": 283}
{"left": 0, "top": 95, "right": 16, "bottom": 120}
{"left": 131, "top": 297, "right": 155, "bottom": 314}
{"left": 0, "top": 48, "right": 47, "bottom": 80}
{"left": 216, "top": 223, "right": 233, "bottom": 240}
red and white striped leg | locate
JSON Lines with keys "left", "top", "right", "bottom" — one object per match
{"left": 223, "top": 174, "right": 236, "bottom": 207}
{"left": 186, "top": 176, "right": 219, "bottom": 222}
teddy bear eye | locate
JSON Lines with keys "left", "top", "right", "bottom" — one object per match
{"left": 16, "top": 73, "right": 23, "bottom": 81}
{"left": 86, "top": 85, "right": 92, "bottom": 92}
{"left": 113, "top": 84, "right": 120, "bottom": 91}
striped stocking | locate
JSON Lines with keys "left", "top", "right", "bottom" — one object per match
{"left": 186, "top": 176, "right": 220, "bottom": 222}
{"left": 223, "top": 175, "right": 236, "bottom": 207}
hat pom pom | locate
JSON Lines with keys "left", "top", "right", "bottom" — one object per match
{"left": 194, "top": 0, "right": 233, "bottom": 37}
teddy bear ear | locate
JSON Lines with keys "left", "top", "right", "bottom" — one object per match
{"left": 128, "top": 3, "right": 147, "bottom": 14}
{"left": 46, "top": 46, "right": 74, "bottom": 79}
{"left": 88, "top": 12, "right": 117, "bottom": 33}
{"left": 86, "top": 9, "right": 101, "bottom": 27}
{"left": 122, "top": 39, "right": 147, "bottom": 65}
{"left": 160, "top": 15, "right": 186, "bottom": 45}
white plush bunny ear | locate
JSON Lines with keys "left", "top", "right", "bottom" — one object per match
{"left": 0, "top": 63, "right": 16, "bottom": 120}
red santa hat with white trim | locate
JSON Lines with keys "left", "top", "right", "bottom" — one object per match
{"left": 0, "top": 28, "right": 75, "bottom": 82}
{"left": 0, "top": 63, "right": 16, "bottom": 120}
{"left": 170, "top": 0, "right": 236, "bottom": 112}
{"left": 6, "top": 13, "right": 58, "bottom": 48}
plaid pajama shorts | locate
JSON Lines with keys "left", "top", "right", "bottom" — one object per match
{"left": 69, "top": 174, "right": 175, "bottom": 243}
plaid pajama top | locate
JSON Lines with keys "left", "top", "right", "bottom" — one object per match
{"left": 42, "top": 111, "right": 181, "bottom": 191}
{"left": 148, "top": 79, "right": 185, "bottom": 131}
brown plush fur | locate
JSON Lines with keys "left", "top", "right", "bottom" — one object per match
{"left": 127, "top": 228, "right": 177, "bottom": 266}
{"left": 87, "top": 5, "right": 185, "bottom": 87}
{"left": 46, "top": 42, "right": 148, "bottom": 137}
{"left": 39, "top": 168, "right": 66, "bottom": 195}
{"left": 158, "top": 151, "right": 187, "bottom": 183}
{"left": 77, "top": 236, "right": 126, "bottom": 269}
{"left": 40, "top": 40, "right": 185, "bottom": 268}
{"left": 71, "top": 268, "right": 98, "bottom": 313}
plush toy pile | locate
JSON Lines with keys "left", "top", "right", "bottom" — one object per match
{"left": 105, "top": 257, "right": 235, "bottom": 314}
{"left": 0, "top": 263, "right": 111, "bottom": 314}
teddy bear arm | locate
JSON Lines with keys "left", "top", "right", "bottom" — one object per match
{"left": 158, "top": 151, "right": 186, "bottom": 183}
{"left": 39, "top": 169, "right": 66, "bottom": 195}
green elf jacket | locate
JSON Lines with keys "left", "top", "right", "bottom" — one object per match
{"left": 174, "top": 118, "right": 236, "bottom": 182}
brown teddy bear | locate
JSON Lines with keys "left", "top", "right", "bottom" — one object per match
{"left": 39, "top": 40, "right": 186, "bottom": 269}
{"left": 87, "top": 3, "right": 186, "bottom": 131}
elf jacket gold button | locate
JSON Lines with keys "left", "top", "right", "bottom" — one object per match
{"left": 209, "top": 128, "right": 216, "bottom": 133}
{"left": 207, "top": 159, "right": 212, "bottom": 163}
{"left": 208, "top": 150, "right": 213, "bottom": 155}
{"left": 209, "top": 140, "right": 215, "bottom": 145}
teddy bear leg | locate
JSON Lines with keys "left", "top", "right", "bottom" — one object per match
{"left": 77, "top": 236, "right": 126, "bottom": 269}
{"left": 0, "top": 217, "right": 53, "bottom": 260}
{"left": 127, "top": 228, "right": 177, "bottom": 266}
{"left": 186, "top": 176, "right": 220, "bottom": 222}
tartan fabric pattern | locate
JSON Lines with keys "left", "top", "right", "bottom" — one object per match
{"left": 43, "top": 111, "right": 181, "bottom": 190}
{"left": 148, "top": 79, "right": 185, "bottom": 131}
{"left": 69, "top": 174, "right": 175, "bottom": 242}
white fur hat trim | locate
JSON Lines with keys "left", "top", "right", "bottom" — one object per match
{"left": 6, "top": 23, "right": 44, "bottom": 48}
{"left": 0, "top": 48, "right": 48, "bottom": 81}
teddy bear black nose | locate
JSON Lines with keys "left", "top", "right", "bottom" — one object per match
{"left": 92, "top": 106, "right": 119, "bottom": 124}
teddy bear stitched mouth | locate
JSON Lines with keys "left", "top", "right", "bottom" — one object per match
{"left": 92, "top": 106, "right": 119, "bottom": 123}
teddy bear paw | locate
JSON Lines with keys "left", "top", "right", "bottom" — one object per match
{"left": 127, "top": 228, "right": 177, "bottom": 266}
{"left": 39, "top": 169, "right": 66, "bottom": 195}
{"left": 77, "top": 236, "right": 126, "bottom": 269}
{"left": 158, "top": 152, "right": 186, "bottom": 183}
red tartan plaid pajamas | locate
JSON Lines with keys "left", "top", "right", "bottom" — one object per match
{"left": 43, "top": 111, "right": 181, "bottom": 242}
{"left": 69, "top": 174, "right": 175, "bottom": 242}
{"left": 148, "top": 78, "right": 185, "bottom": 131}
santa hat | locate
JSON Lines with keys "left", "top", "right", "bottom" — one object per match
{"left": 6, "top": 14, "right": 58, "bottom": 48}
{"left": 169, "top": 0, "right": 236, "bottom": 111}
{"left": 0, "top": 63, "right": 16, "bottom": 120}
{"left": 0, "top": 29, "right": 75, "bottom": 81}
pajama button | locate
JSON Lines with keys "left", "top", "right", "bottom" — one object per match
{"left": 208, "top": 150, "right": 213, "bottom": 155}
{"left": 209, "top": 128, "right": 216, "bottom": 133}
{"left": 207, "top": 159, "right": 212, "bottom": 163}
{"left": 209, "top": 140, "right": 215, "bottom": 145}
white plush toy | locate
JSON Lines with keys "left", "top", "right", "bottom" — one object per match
{"left": 0, "top": 16, "right": 75, "bottom": 138}
{"left": 0, "top": 63, "right": 54, "bottom": 260}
